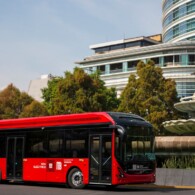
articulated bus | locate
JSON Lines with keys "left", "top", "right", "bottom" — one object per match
{"left": 0, "top": 112, "right": 155, "bottom": 188}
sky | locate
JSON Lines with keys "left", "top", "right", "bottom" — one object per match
{"left": 0, "top": 0, "right": 162, "bottom": 92}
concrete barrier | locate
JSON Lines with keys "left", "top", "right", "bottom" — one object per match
{"left": 155, "top": 168, "right": 195, "bottom": 186}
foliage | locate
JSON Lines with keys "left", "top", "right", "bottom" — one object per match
{"left": 41, "top": 76, "right": 63, "bottom": 115}
{"left": 42, "top": 67, "right": 119, "bottom": 115}
{"left": 19, "top": 100, "right": 49, "bottom": 118}
{"left": 0, "top": 84, "right": 48, "bottom": 119}
{"left": 118, "top": 60, "right": 180, "bottom": 134}
{"left": 0, "top": 84, "right": 33, "bottom": 119}
{"left": 162, "top": 156, "right": 195, "bottom": 169}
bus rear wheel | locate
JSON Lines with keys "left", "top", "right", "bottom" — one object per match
{"left": 67, "top": 168, "right": 85, "bottom": 189}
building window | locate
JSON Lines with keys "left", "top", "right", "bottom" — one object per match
{"left": 164, "top": 56, "right": 174, "bottom": 66}
{"left": 150, "top": 58, "right": 160, "bottom": 65}
{"left": 174, "top": 55, "right": 180, "bottom": 65}
{"left": 187, "top": 18, "right": 195, "bottom": 32}
{"left": 176, "top": 82, "right": 195, "bottom": 97}
{"left": 163, "top": 0, "right": 180, "bottom": 12}
{"left": 97, "top": 65, "right": 106, "bottom": 74}
{"left": 110, "top": 44, "right": 124, "bottom": 50}
{"left": 163, "top": 3, "right": 191, "bottom": 28}
{"left": 189, "top": 55, "right": 195, "bottom": 65}
{"left": 173, "top": 24, "right": 180, "bottom": 38}
{"left": 187, "top": 1, "right": 195, "bottom": 13}
{"left": 128, "top": 61, "right": 138, "bottom": 70}
{"left": 125, "top": 41, "right": 141, "bottom": 48}
{"left": 164, "top": 18, "right": 195, "bottom": 42}
{"left": 110, "top": 63, "right": 123, "bottom": 73}
{"left": 95, "top": 47, "right": 110, "bottom": 53}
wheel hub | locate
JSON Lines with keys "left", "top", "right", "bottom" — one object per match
{"left": 72, "top": 171, "right": 83, "bottom": 187}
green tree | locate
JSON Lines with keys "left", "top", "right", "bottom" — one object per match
{"left": 41, "top": 76, "right": 63, "bottom": 114}
{"left": 19, "top": 100, "right": 49, "bottom": 118}
{"left": 42, "top": 67, "right": 119, "bottom": 114}
{"left": 118, "top": 60, "right": 179, "bottom": 134}
{"left": 0, "top": 84, "right": 33, "bottom": 119}
{"left": 0, "top": 84, "right": 48, "bottom": 119}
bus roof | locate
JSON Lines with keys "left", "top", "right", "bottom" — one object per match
{"left": 108, "top": 112, "right": 152, "bottom": 127}
{"left": 0, "top": 112, "right": 115, "bottom": 131}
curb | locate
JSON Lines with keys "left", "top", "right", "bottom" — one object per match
{"left": 127, "top": 184, "right": 195, "bottom": 190}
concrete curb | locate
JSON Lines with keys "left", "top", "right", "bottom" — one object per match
{"left": 127, "top": 184, "right": 195, "bottom": 190}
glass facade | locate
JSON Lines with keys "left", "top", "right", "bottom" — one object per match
{"left": 163, "top": 0, "right": 195, "bottom": 42}
{"left": 164, "top": 18, "right": 195, "bottom": 42}
{"left": 163, "top": 0, "right": 180, "bottom": 12}
{"left": 163, "top": 1, "right": 195, "bottom": 28}
{"left": 176, "top": 82, "right": 195, "bottom": 97}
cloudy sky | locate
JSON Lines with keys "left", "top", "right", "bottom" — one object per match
{"left": 0, "top": 0, "right": 162, "bottom": 91}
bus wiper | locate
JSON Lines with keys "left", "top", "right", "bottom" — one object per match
{"left": 103, "top": 156, "right": 111, "bottom": 166}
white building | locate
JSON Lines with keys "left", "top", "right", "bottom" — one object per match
{"left": 77, "top": 0, "right": 195, "bottom": 98}
{"left": 77, "top": 37, "right": 195, "bottom": 97}
{"left": 28, "top": 74, "right": 52, "bottom": 102}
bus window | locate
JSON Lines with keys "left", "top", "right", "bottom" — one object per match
{"left": 115, "top": 125, "right": 155, "bottom": 174}
{"left": 0, "top": 136, "right": 6, "bottom": 157}
{"left": 65, "top": 129, "right": 88, "bottom": 158}
{"left": 25, "top": 131, "right": 48, "bottom": 157}
{"left": 48, "top": 131, "right": 64, "bottom": 157}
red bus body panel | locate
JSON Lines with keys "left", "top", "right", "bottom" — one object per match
{"left": 112, "top": 158, "right": 155, "bottom": 185}
{"left": 0, "top": 112, "right": 115, "bottom": 130}
{"left": 0, "top": 158, "right": 6, "bottom": 179}
{"left": 23, "top": 158, "right": 89, "bottom": 184}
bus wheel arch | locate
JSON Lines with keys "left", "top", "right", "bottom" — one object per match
{"left": 67, "top": 167, "right": 85, "bottom": 189}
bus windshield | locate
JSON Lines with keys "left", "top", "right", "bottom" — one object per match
{"left": 115, "top": 125, "right": 155, "bottom": 174}
{"left": 126, "top": 126, "right": 154, "bottom": 159}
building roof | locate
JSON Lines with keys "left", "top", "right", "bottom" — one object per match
{"left": 76, "top": 41, "right": 195, "bottom": 65}
{"left": 89, "top": 34, "right": 162, "bottom": 50}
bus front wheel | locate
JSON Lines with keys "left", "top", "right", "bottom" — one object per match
{"left": 67, "top": 168, "right": 85, "bottom": 189}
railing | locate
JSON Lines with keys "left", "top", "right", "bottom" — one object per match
{"left": 95, "top": 62, "right": 195, "bottom": 76}
{"left": 110, "top": 69, "right": 123, "bottom": 74}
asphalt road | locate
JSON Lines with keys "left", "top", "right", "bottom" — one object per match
{"left": 1, "top": 183, "right": 195, "bottom": 195}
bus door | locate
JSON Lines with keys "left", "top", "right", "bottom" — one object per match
{"left": 89, "top": 135, "right": 112, "bottom": 184}
{"left": 6, "top": 137, "right": 24, "bottom": 180}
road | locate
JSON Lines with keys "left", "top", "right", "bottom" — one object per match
{"left": 1, "top": 183, "right": 195, "bottom": 195}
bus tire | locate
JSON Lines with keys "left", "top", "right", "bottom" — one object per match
{"left": 106, "top": 185, "right": 118, "bottom": 189}
{"left": 67, "top": 168, "right": 85, "bottom": 189}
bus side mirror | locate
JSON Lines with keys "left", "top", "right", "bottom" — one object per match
{"left": 116, "top": 125, "right": 126, "bottom": 141}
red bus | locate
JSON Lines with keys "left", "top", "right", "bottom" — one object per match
{"left": 0, "top": 112, "right": 155, "bottom": 188}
